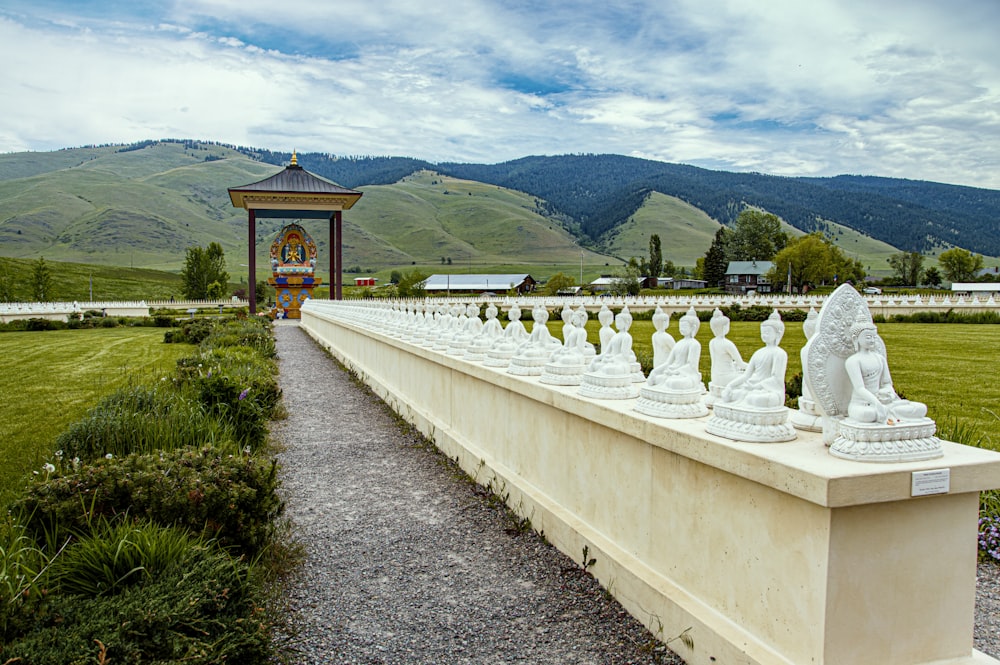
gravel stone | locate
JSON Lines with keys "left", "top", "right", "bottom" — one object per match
{"left": 272, "top": 322, "right": 1000, "bottom": 663}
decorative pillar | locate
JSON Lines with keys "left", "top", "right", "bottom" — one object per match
{"left": 334, "top": 210, "right": 343, "bottom": 300}
{"left": 248, "top": 209, "right": 257, "bottom": 315}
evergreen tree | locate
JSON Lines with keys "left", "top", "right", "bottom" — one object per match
{"left": 703, "top": 227, "right": 731, "bottom": 288}
{"left": 648, "top": 234, "right": 663, "bottom": 278}
{"left": 31, "top": 257, "right": 54, "bottom": 302}
{"left": 923, "top": 267, "right": 943, "bottom": 288}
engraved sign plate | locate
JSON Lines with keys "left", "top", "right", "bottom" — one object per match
{"left": 911, "top": 469, "right": 950, "bottom": 497}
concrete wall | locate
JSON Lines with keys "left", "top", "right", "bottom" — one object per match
{"left": 300, "top": 300, "right": 1000, "bottom": 665}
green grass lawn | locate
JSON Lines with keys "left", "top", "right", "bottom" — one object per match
{"left": 0, "top": 327, "right": 194, "bottom": 506}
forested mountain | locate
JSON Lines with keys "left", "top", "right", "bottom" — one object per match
{"left": 240, "top": 149, "right": 1000, "bottom": 256}
{"left": 429, "top": 155, "right": 1000, "bottom": 256}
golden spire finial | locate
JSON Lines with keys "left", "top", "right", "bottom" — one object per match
{"left": 290, "top": 150, "right": 298, "bottom": 166}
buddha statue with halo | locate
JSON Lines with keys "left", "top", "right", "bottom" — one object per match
{"left": 803, "top": 283, "right": 941, "bottom": 462}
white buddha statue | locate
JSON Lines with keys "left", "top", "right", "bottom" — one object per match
{"left": 579, "top": 306, "right": 643, "bottom": 399}
{"left": 509, "top": 305, "right": 562, "bottom": 375}
{"left": 705, "top": 308, "right": 745, "bottom": 408}
{"left": 790, "top": 308, "right": 822, "bottom": 431}
{"left": 636, "top": 307, "right": 706, "bottom": 418}
{"left": 722, "top": 312, "right": 787, "bottom": 408}
{"left": 646, "top": 307, "right": 702, "bottom": 391}
{"left": 447, "top": 303, "right": 483, "bottom": 356}
{"left": 844, "top": 321, "right": 927, "bottom": 424}
{"left": 541, "top": 308, "right": 591, "bottom": 385}
{"left": 465, "top": 304, "right": 504, "bottom": 362}
{"left": 804, "top": 284, "right": 941, "bottom": 462}
{"left": 706, "top": 311, "right": 796, "bottom": 442}
{"left": 650, "top": 305, "right": 675, "bottom": 368}
{"left": 597, "top": 304, "right": 615, "bottom": 352}
{"left": 483, "top": 304, "right": 529, "bottom": 368}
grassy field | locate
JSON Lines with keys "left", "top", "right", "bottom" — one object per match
{"left": 0, "top": 327, "right": 194, "bottom": 506}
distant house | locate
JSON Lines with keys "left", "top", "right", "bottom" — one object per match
{"left": 587, "top": 276, "right": 617, "bottom": 292}
{"left": 725, "top": 261, "right": 774, "bottom": 294}
{"left": 354, "top": 277, "right": 377, "bottom": 287}
{"left": 422, "top": 274, "right": 535, "bottom": 294}
{"left": 673, "top": 278, "right": 708, "bottom": 290}
{"left": 951, "top": 282, "right": 1000, "bottom": 296}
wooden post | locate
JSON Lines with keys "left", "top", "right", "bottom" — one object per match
{"left": 248, "top": 209, "right": 256, "bottom": 315}
{"left": 334, "top": 210, "right": 343, "bottom": 300}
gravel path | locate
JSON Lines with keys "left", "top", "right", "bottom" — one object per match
{"left": 272, "top": 322, "right": 1000, "bottom": 663}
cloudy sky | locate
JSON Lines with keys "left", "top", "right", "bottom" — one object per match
{"left": 1, "top": 0, "right": 998, "bottom": 188}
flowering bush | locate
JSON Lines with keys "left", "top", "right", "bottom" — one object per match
{"left": 15, "top": 446, "right": 284, "bottom": 558}
{"left": 980, "top": 515, "right": 1000, "bottom": 562}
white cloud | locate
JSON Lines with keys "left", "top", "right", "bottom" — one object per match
{"left": 0, "top": 0, "right": 997, "bottom": 188}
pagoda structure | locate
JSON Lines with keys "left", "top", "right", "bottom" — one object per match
{"left": 228, "top": 152, "right": 362, "bottom": 314}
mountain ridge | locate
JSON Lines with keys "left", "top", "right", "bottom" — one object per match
{"left": 1, "top": 140, "right": 998, "bottom": 278}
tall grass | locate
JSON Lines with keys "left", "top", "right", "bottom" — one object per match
{"left": 51, "top": 520, "right": 203, "bottom": 597}
{"left": 56, "top": 383, "right": 240, "bottom": 460}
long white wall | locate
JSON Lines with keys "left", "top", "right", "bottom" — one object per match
{"left": 300, "top": 299, "right": 1000, "bottom": 665}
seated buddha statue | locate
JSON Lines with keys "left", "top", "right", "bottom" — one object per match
{"left": 844, "top": 321, "right": 927, "bottom": 424}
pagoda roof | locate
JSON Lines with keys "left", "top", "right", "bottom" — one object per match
{"left": 229, "top": 157, "right": 363, "bottom": 219}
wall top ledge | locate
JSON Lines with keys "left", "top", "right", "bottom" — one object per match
{"left": 304, "top": 311, "right": 1000, "bottom": 509}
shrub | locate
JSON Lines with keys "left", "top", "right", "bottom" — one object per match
{"left": 56, "top": 384, "right": 240, "bottom": 460}
{"left": 15, "top": 446, "right": 284, "bottom": 558}
{"left": 176, "top": 344, "right": 282, "bottom": 449}
{"left": 0, "top": 517, "right": 51, "bottom": 640}
{"left": 201, "top": 318, "right": 276, "bottom": 358}
{"left": 51, "top": 520, "right": 200, "bottom": 597}
{"left": 164, "top": 318, "right": 214, "bottom": 344}
{"left": 2, "top": 536, "right": 272, "bottom": 664}
{"left": 24, "top": 318, "right": 60, "bottom": 331}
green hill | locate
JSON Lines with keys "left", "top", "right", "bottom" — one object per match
{"left": 602, "top": 192, "right": 722, "bottom": 268}
{"left": 0, "top": 142, "right": 616, "bottom": 283}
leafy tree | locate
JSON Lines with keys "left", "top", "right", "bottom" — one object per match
{"left": 254, "top": 279, "right": 269, "bottom": 305}
{"left": 648, "top": 234, "right": 663, "bottom": 278}
{"left": 887, "top": 251, "right": 924, "bottom": 286}
{"left": 938, "top": 247, "right": 984, "bottom": 282}
{"left": 703, "top": 227, "right": 731, "bottom": 288}
{"left": 610, "top": 265, "right": 641, "bottom": 296}
{"left": 396, "top": 269, "right": 428, "bottom": 298}
{"left": 544, "top": 272, "right": 577, "bottom": 295}
{"left": 31, "top": 256, "right": 54, "bottom": 302}
{"left": 727, "top": 210, "right": 787, "bottom": 262}
{"left": 923, "top": 267, "right": 942, "bottom": 288}
{"left": 389, "top": 270, "right": 402, "bottom": 285}
{"left": 181, "top": 242, "right": 230, "bottom": 300}
{"left": 693, "top": 257, "right": 705, "bottom": 280}
{"left": 662, "top": 259, "right": 676, "bottom": 279}
{"left": 768, "top": 232, "right": 865, "bottom": 292}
